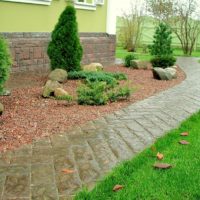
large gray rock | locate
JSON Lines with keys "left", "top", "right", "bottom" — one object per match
{"left": 48, "top": 69, "right": 68, "bottom": 83}
{"left": 42, "top": 80, "right": 62, "bottom": 98}
{"left": 0, "top": 103, "right": 4, "bottom": 115}
{"left": 82, "top": 63, "right": 104, "bottom": 72}
{"left": 153, "top": 67, "right": 177, "bottom": 80}
{"left": 165, "top": 67, "right": 177, "bottom": 79}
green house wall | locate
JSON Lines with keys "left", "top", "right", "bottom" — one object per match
{"left": 0, "top": 0, "right": 107, "bottom": 33}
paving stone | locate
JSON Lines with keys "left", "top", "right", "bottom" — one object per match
{"left": 31, "top": 184, "right": 59, "bottom": 200}
{"left": 31, "top": 164, "right": 55, "bottom": 186}
{"left": 3, "top": 175, "right": 30, "bottom": 198}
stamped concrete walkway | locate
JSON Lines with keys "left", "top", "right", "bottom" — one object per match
{"left": 1, "top": 57, "right": 200, "bottom": 199}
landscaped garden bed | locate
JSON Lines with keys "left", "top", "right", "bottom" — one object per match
{"left": 0, "top": 64, "right": 185, "bottom": 152}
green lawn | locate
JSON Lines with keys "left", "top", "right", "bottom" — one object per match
{"left": 75, "top": 111, "right": 200, "bottom": 200}
{"left": 116, "top": 46, "right": 200, "bottom": 61}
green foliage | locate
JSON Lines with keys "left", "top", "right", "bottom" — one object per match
{"left": 55, "top": 95, "right": 73, "bottom": 102}
{"left": 0, "top": 35, "right": 12, "bottom": 93}
{"left": 149, "top": 23, "right": 173, "bottom": 56}
{"left": 68, "top": 71, "right": 127, "bottom": 87}
{"left": 47, "top": 5, "right": 83, "bottom": 72}
{"left": 151, "top": 56, "right": 176, "bottom": 68}
{"left": 77, "top": 81, "right": 109, "bottom": 106}
{"left": 124, "top": 54, "right": 136, "bottom": 67}
{"left": 108, "top": 86, "right": 131, "bottom": 102}
{"left": 77, "top": 80, "right": 132, "bottom": 106}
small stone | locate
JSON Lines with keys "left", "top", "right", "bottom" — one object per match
{"left": 54, "top": 88, "right": 69, "bottom": 98}
{"left": 48, "top": 69, "right": 68, "bottom": 83}
{"left": 42, "top": 80, "right": 62, "bottom": 98}
{"left": 82, "top": 63, "right": 103, "bottom": 72}
{"left": 0, "top": 89, "right": 11, "bottom": 96}
{"left": 0, "top": 103, "right": 4, "bottom": 115}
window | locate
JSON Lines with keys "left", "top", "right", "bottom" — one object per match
{"left": 75, "top": 0, "right": 104, "bottom": 10}
{"left": 1, "top": 0, "right": 51, "bottom": 5}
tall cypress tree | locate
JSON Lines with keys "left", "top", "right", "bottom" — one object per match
{"left": 150, "top": 23, "right": 173, "bottom": 56}
{"left": 47, "top": 5, "right": 83, "bottom": 71}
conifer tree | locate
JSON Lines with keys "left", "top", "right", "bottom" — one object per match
{"left": 48, "top": 5, "right": 83, "bottom": 71}
{"left": 150, "top": 23, "right": 173, "bottom": 56}
{"left": 0, "top": 35, "right": 11, "bottom": 93}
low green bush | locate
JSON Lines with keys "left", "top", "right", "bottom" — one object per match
{"left": 77, "top": 81, "right": 109, "bottom": 105}
{"left": 124, "top": 54, "right": 136, "bottom": 67}
{"left": 68, "top": 71, "right": 127, "bottom": 87}
{"left": 77, "top": 80, "right": 132, "bottom": 106}
{"left": 0, "top": 35, "right": 12, "bottom": 93}
{"left": 108, "top": 86, "right": 131, "bottom": 102}
{"left": 150, "top": 56, "right": 176, "bottom": 68}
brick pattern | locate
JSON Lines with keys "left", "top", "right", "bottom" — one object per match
{"left": 0, "top": 57, "right": 199, "bottom": 199}
{"left": 1, "top": 32, "right": 116, "bottom": 73}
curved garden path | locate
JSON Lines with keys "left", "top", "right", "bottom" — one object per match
{"left": 0, "top": 57, "right": 200, "bottom": 199}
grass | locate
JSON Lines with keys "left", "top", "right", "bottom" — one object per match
{"left": 116, "top": 46, "right": 200, "bottom": 61}
{"left": 75, "top": 111, "right": 200, "bottom": 200}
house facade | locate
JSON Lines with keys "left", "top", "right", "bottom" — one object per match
{"left": 0, "top": 0, "right": 116, "bottom": 72}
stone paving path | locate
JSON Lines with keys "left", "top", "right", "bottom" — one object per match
{"left": 1, "top": 57, "right": 200, "bottom": 199}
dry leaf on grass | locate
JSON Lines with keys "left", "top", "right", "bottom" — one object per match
{"left": 156, "top": 152, "right": 164, "bottom": 160}
{"left": 62, "top": 169, "right": 75, "bottom": 174}
{"left": 153, "top": 163, "right": 172, "bottom": 169}
{"left": 113, "top": 185, "right": 124, "bottom": 192}
{"left": 180, "top": 132, "right": 189, "bottom": 136}
{"left": 179, "top": 140, "right": 190, "bottom": 145}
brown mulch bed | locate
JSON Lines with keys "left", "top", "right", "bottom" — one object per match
{"left": 0, "top": 65, "right": 185, "bottom": 152}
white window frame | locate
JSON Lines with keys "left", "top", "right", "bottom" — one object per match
{"left": 1, "top": 0, "right": 51, "bottom": 5}
{"left": 74, "top": 0, "right": 96, "bottom": 10}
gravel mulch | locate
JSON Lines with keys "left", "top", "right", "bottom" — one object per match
{"left": 0, "top": 65, "right": 185, "bottom": 152}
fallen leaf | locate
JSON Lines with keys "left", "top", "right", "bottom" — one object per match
{"left": 62, "top": 169, "right": 75, "bottom": 174}
{"left": 113, "top": 185, "right": 124, "bottom": 192}
{"left": 153, "top": 163, "right": 172, "bottom": 169}
{"left": 156, "top": 152, "right": 164, "bottom": 160}
{"left": 179, "top": 140, "right": 190, "bottom": 145}
{"left": 180, "top": 132, "right": 189, "bottom": 136}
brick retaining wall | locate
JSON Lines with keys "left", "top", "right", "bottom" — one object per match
{"left": 1, "top": 32, "right": 116, "bottom": 73}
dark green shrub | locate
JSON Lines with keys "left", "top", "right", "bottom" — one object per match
{"left": 108, "top": 86, "right": 131, "bottom": 102}
{"left": 47, "top": 5, "right": 83, "bottom": 72}
{"left": 77, "top": 81, "right": 109, "bottom": 105}
{"left": 0, "top": 35, "right": 12, "bottom": 93}
{"left": 149, "top": 23, "right": 173, "bottom": 56}
{"left": 124, "top": 54, "right": 136, "bottom": 67}
{"left": 151, "top": 56, "right": 176, "bottom": 68}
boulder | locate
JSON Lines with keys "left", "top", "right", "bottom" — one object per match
{"left": 153, "top": 67, "right": 177, "bottom": 80}
{"left": 54, "top": 88, "right": 69, "bottom": 98}
{"left": 42, "top": 80, "right": 62, "bottom": 98}
{"left": 171, "top": 65, "right": 178, "bottom": 69}
{"left": 48, "top": 69, "right": 68, "bottom": 83}
{"left": 0, "top": 89, "right": 11, "bottom": 96}
{"left": 165, "top": 67, "right": 177, "bottom": 79}
{"left": 0, "top": 103, "right": 4, "bottom": 115}
{"left": 82, "top": 63, "right": 103, "bottom": 72}
{"left": 130, "top": 60, "right": 148, "bottom": 69}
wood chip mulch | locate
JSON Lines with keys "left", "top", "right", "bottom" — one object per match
{"left": 0, "top": 64, "right": 185, "bottom": 152}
